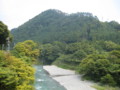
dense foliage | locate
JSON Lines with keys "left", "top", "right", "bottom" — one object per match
{"left": 0, "top": 51, "right": 35, "bottom": 90}
{"left": 39, "top": 41, "right": 120, "bottom": 86}
{"left": 12, "top": 40, "right": 39, "bottom": 65}
{"left": 0, "top": 40, "right": 39, "bottom": 90}
{"left": 78, "top": 49, "right": 120, "bottom": 86}
{"left": 11, "top": 9, "right": 120, "bottom": 44}
{"left": 0, "top": 21, "right": 12, "bottom": 49}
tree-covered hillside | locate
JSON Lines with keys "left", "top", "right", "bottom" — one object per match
{"left": 11, "top": 9, "right": 120, "bottom": 44}
{"left": 10, "top": 9, "right": 120, "bottom": 87}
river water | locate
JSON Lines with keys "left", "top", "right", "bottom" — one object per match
{"left": 34, "top": 65, "right": 67, "bottom": 90}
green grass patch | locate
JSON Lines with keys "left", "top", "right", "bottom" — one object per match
{"left": 93, "top": 85, "right": 120, "bottom": 90}
{"left": 53, "top": 61, "right": 77, "bottom": 70}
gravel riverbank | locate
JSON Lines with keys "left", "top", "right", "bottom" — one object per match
{"left": 43, "top": 65, "right": 96, "bottom": 90}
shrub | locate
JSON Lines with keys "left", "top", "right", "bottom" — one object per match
{"left": 100, "top": 74, "right": 116, "bottom": 86}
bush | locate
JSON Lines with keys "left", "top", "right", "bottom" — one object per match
{"left": 12, "top": 40, "right": 39, "bottom": 64}
{"left": 0, "top": 51, "right": 35, "bottom": 90}
{"left": 100, "top": 74, "right": 116, "bottom": 86}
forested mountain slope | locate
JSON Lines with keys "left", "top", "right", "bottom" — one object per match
{"left": 10, "top": 9, "right": 120, "bottom": 87}
{"left": 11, "top": 9, "right": 120, "bottom": 43}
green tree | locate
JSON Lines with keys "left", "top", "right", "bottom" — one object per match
{"left": 108, "top": 50, "right": 120, "bottom": 86}
{"left": 0, "top": 51, "right": 35, "bottom": 90}
{"left": 72, "top": 50, "right": 87, "bottom": 60}
{"left": 102, "top": 41, "right": 118, "bottom": 51}
{"left": 78, "top": 54, "right": 110, "bottom": 81}
{"left": 0, "top": 21, "right": 12, "bottom": 49}
{"left": 40, "top": 43, "right": 61, "bottom": 64}
{"left": 12, "top": 40, "right": 39, "bottom": 64}
{"left": 100, "top": 74, "right": 116, "bottom": 86}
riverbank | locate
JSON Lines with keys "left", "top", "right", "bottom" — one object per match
{"left": 43, "top": 65, "right": 96, "bottom": 90}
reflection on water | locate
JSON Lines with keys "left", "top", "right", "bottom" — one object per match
{"left": 34, "top": 65, "right": 66, "bottom": 90}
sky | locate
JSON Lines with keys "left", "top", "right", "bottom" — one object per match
{"left": 0, "top": 0, "right": 120, "bottom": 30}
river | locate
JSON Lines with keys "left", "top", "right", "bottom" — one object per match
{"left": 34, "top": 65, "right": 67, "bottom": 90}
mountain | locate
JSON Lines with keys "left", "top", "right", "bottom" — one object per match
{"left": 11, "top": 9, "right": 120, "bottom": 43}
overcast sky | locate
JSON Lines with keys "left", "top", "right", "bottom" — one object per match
{"left": 0, "top": 0, "right": 120, "bottom": 30}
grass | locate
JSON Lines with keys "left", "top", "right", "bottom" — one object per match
{"left": 53, "top": 62, "right": 77, "bottom": 70}
{"left": 93, "top": 85, "right": 120, "bottom": 90}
